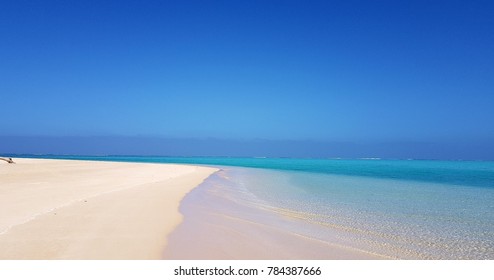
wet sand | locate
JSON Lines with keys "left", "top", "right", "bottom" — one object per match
{"left": 165, "top": 169, "right": 386, "bottom": 259}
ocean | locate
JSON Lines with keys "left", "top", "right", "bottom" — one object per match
{"left": 19, "top": 156, "right": 494, "bottom": 259}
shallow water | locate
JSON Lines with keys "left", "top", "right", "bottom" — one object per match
{"left": 215, "top": 167, "right": 494, "bottom": 259}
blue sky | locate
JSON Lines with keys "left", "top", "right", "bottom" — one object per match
{"left": 1, "top": 0, "right": 493, "bottom": 158}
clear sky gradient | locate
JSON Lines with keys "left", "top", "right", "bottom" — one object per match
{"left": 1, "top": 0, "right": 493, "bottom": 159}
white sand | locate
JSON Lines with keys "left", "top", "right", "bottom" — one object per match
{"left": 0, "top": 158, "right": 217, "bottom": 259}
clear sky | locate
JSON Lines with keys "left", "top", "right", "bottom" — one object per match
{"left": 1, "top": 0, "right": 493, "bottom": 159}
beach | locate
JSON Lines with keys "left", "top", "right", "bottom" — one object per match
{"left": 2, "top": 157, "right": 493, "bottom": 260}
{"left": 0, "top": 158, "right": 217, "bottom": 259}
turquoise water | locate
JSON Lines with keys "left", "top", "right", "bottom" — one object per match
{"left": 20, "top": 156, "right": 494, "bottom": 259}
{"left": 28, "top": 156, "right": 494, "bottom": 188}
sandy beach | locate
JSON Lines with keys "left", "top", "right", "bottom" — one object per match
{"left": 0, "top": 158, "right": 217, "bottom": 259}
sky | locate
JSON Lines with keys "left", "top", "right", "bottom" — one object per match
{"left": 1, "top": 0, "right": 493, "bottom": 159}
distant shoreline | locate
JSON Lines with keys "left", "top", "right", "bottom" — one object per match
{"left": 3, "top": 154, "right": 494, "bottom": 162}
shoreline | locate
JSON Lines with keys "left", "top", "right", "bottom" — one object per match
{"left": 0, "top": 158, "right": 217, "bottom": 259}
{"left": 165, "top": 168, "right": 387, "bottom": 260}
